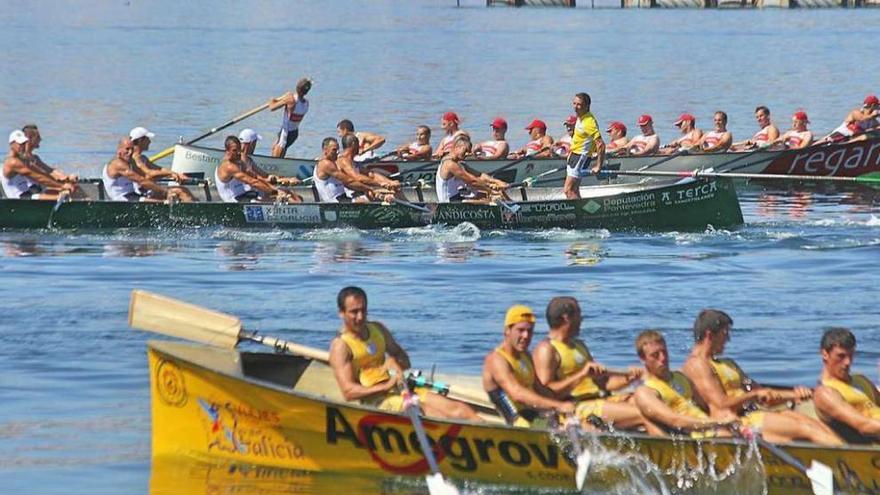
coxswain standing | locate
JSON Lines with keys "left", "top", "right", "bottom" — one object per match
{"left": 508, "top": 120, "right": 553, "bottom": 159}
{"left": 394, "top": 126, "right": 432, "bottom": 160}
{"left": 269, "top": 77, "right": 312, "bottom": 158}
{"left": 565, "top": 92, "right": 605, "bottom": 199}
{"left": 698, "top": 111, "right": 733, "bottom": 153}
{"left": 329, "top": 286, "right": 479, "bottom": 420}
{"left": 473, "top": 118, "right": 510, "bottom": 160}
{"left": 435, "top": 134, "right": 507, "bottom": 203}
{"left": 2, "top": 130, "right": 74, "bottom": 200}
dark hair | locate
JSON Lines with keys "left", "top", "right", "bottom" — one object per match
{"left": 296, "top": 77, "right": 312, "bottom": 94}
{"left": 341, "top": 133, "right": 359, "bottom": 151}
{"left": 417, "top": 125, "right": 431, "bottom": 137}
{"left": 755, "top": 106, "right": 770, "bottom": 116}
{"left": 322, "top": 136, "right": 338, "bottom": 149}
{"left": 636, "top": 330, "right": 665, "bottom": 358}
{"left": 22, "top": 124, "right": 38, "bottom": 137}
{"left": 821, "top": 327, "right": 856, "bottom": 351}
{"left": 714, "top": 111, "right": 728, "bottom": 124}
{"left": 575, "top": 92, "right": 591, "bottom": 107}
{"left": 693, "top": 309, "right": 733, "bottom": 342}
{"left": 337, "top": 119, "right": 355, "bottom": 133}
{"left": 545, "top": 296, "right": 580, "bottom": 328}
{"left": 224, "top": 135, "right": 240, "bottom": 150}
{"left": 337, "top": 286, "right": 367, "bottom": 311}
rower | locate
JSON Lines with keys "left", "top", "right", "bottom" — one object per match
{"left": 336, "top": 134, "right": 401, "bottom": 202}
{"left": 661, "top": 113, "right": 702, "bottom": 155}
{"left": 239, "top": 128, "right": 303, "bottom": 193}
{"left": 21, "top": 124, "right": 80, "bottom": 186}
{"left": 215, "top": 136, "right": 290, "bottom": 203}
{"left": 435, "top": 134, "right": 508, "bottom": 203}
{"left": 509, "top": 120, "right": 553, "bottom": 159}
{"left": 604, "top": 121, "right": 628, "bottom": 155}
{"left": 269, "top": 77, "right": 312, "bottom": 158}
{"left": 102, "top": 137, "right": 169, "bottom": 202}
{"left": 482, "top": 304, "right": 576, "bottom": 426}
{"left": 2, "top": 130, "right": 74, "bottom": 200}
{"left": 566, "top": 92, "right": 606, "bottom": 199}
{"left": 768, "top": 111, "right": 813, "bottom": 150}
{"left": 821, "top": 95, "right": 880, "bottom": 144}
{"left": 313, "top": 137, "right": 372, "bottom": 203}
{"left": 813, "top": 328, "right": 880, "bottom": 443}
{"left": 731, "top": 106, "right": 779, "bottom": 152}
{"left": 632, "top": 330, "right": 737, "bottom": 438}
{"left": 681, "top": 309, "right": 842, "bottom": 446}
{"left": 551, "top": 115, "right": 576, "bottom": 157}
{"left": 473, "top": 118, "right": 510, "bottom": 160}
{"left": 621, "top": 115, "right": 660, "bottom": 157}
{"left": 395, "top": 126, "right": 432, "bottom": 160}
{"left": 698, "top": 111, "right": 733, "bottom": 153}
{"left": 336, "top": 119, "right": 386, "bottom": 162}
{"left": 531, "top": 297, "right": 665, "bottom": 435}
{"left": 329, "top": 286, "right": 479, "bottom": 420}
{"left": 432, "top": 111, "right": 463, "bottom": 159}
{"left": 130, "top": 127, "right": 195, "bottom": 202}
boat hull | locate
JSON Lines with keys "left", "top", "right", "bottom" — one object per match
{"left": 0, "top": 178, "right": 743, "bottom": 231}
{"left": 170, "top": 138, "right": 880, "bottom": 185}
{"left": 148, "top": 341, "right": 880, "bottom": 494}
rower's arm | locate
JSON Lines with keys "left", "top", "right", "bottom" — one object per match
{"left": 682, "top": 359, "right": 756, "bottom": 416}
{"left": 449, "top": 162, "right": 491, "bottom": 193}
{"left": 814, "top": 385, "right": 880, "bottom": 438}
{"left": 337, "top": 159, "right": 381, "bottom": 188}
{"left": 113, "top": 163, "right": 164, "bottom": 194}
{"left": 329, "top": 337, "right": 397, "bottom": 401}
{"left": 532, "top": 342, "right": 579, "bottom": 398}
{"left": 324, "top": 164, "right": 373, "bottom": 194}
{"left": 593, "top": 136, "right": 606, "bottom": 171}
{"left": 484, "top": 353, "right": 572, "bottom": 411}
{"left": 360, "top": 132, "right": 386, "bottom": 154}
{"left": 12, "top": 160, "right": 67, "bottom": 189}
{"left": 268, "top": 92, "right": 294, "bottom": 112}
{"left": 485, "top": 143, "right": 509, "bottom": 160}
{"left": 376, "top": 322, "right": 411, "bottom": 371}
{"left": 230, "top": 169, "right": 278, "bottom": 195}
{"left": 634, "top": 386, "right": 717, "bottom": 431}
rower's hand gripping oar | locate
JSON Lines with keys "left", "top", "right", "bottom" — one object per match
{"left": 401, "top": 381, "right": 461, "bottom": 495}
{"left": 737, "top": 426, "right": 833, "bottom": 495}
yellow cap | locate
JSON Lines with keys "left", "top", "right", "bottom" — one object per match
{"left": 505, "top": 305, "right": 536, "bottom": 327}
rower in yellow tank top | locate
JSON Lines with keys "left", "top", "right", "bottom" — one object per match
{"left": 339, "top": 322, "right": 390, "bottom": 387}
{"left": 642, "top": 372, "right": 718, "bottom": 439}
{"left": 820, "top": 376, "right": 880, "bottom": 420}
{"left": 707, "top": 358, "right": 766, "bottom": 429}
{"left": 494, "top": 346, "right": 536, "bottom": 413}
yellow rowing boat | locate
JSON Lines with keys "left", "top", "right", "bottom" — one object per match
{"left": 147, "top": 340, "right": 880, "bottom": 493}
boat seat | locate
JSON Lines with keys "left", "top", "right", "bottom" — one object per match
{"left": 240, "top": 351, "right": 313, "bottom": 389}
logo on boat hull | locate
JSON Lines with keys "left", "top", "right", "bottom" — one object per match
{"left": 243, "top": 205, "right": 322, "bottom": 224}
{"left": 155, "top": 359, "right": 188, "bottom": 407}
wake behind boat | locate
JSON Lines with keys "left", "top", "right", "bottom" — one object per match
{"left": 0, "top": 177, "right": 743, "bottom": 231}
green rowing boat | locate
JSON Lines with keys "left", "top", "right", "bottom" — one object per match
{"left": 0, "top": 178, "right": 743, "bottom": 231}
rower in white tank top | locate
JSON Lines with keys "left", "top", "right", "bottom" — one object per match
{"left": 784, "top": 130, "right": 812, "bottom": 149}
{"left": 701, "top": 130, "right": 725, "bottom": 148}
{"left": 478, "top": 140, "right": 505, "bottom": 157}
{"left": 313, "top": 166, "right": 347, "bottom": 203}
{"left": 436, "top": 162, "right": 467, "bottom": 203}
{"left": 525, "top": 139, "right": 543, "bottom": 155}
{"left": 436, "top": 134, "right": 456, "bottom": 157}
{"left": 1, "top": 169, "right": 40, "bottom": 199}
{"left": 214, "top": 166, "right": 253, "bottom": 203}
{"left": 101, "top": 163, "right": 138, "bottom": 201}
{"left": 282, "top": 98, "right": 309, "bottom": 133}
{"left": 627, "top": 134, "right": 653, "bottom": 154}
{"left": 554, "top": 135, "right": 572, "bottom": 157}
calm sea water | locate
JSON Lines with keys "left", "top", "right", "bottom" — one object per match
{"left": 1, "top": 1, "right": 879, "bottom": 494}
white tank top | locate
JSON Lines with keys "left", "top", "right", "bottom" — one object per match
{"left": 436, "top": 161, "right": 467, "bottom": 203}
{"left": 102, "top": 163, "right": 136, "bottom": 201}
{"left": 752, "top": 127, "right": 771, "bottom": 145}
{"left": 555, "top": 135, "right": 572, "bottom": 156}
{"left": 628, "top": 134, "right": 652, "bottom": 154}
{"left": 437, "top": 134, "right": 456, "bottom": 156}
{"left": 281, "top": 98, "right": 309, "bottom": 132}
{"left": 215, "top": 166, "right": 252, "bottom": 203}
{"left": 313, "top": 162, "right": 346, "bottom": 202}
{"left": 525, "top": 139, "right": 543, "bottom": 154}
{"left": 784, "top": 131, "right": 810, "bottom": 149}
{"left": 407, "top": 141, "right": 422, "bottom": 155}
{"left": 479, "top": 140, "right": 504, "bottom": 157}
{"left": 702, "top": 130, "right": 725, "bottom": 148}
{"left": 1, "top": 167, "right": 37, "bottom": 199}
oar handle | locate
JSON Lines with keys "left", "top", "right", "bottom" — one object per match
{"left": 245, "top": 332, "right": 330, "bottom": 362}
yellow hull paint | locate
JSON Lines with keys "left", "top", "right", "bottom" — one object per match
{"left": 148, "top": 341, "right": 880, "bottom": 493}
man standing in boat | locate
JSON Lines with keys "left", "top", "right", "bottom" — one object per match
{"left": 336, "top": 119, "right": 386, "bottom": 162}
{"left": 329, "top": 286, "right": 479, "bottom": 420}
{"left": 269, "top": 77, "right": 311, "bottom": 158}
{"left": 130, "top": 127, "right": 196, "bottom": 202}
{"left": 482, "top": 304, "right": 576, "bottom": 426}
{"left": 436, "top": 134, "right": 508, "bottom": 203}
{"left": 215, "top": 136, "right": 292, "bottom": 203}
{"left": 102, "top": 137, "right": 171, "bottom": 202}
{"left": 531, "top": 297, "right": 664, "bottom": 435}
{"left": 508, "top": 120, "right": 553, "bottom": 159}
{"left": 681, "top": 309, "right": 842, "bottom": 445}
{"left": 813, "top": 328, "right": 880, "bottom": 443}
{"left": 731, "top": 106, "right": 779, "bottom": 152}
{"left": 566, "top": 93, "right": 605, "bottom": 199}
{"left": 473, "top": 118, "right": 510, "bottom": 160}
{"left": 394, "top": 126, "right": 432, "bottom": 160}
{"left": 698, "top": 111, "right": 733, "bottom": 153}
{"left": 620, "top": 114, "right": 660, "bottom": 157}
{"left": 2, "top": 130, "right": 75, "bottom": 200}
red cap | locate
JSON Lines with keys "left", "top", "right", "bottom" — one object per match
{"left": 442, "top": 111, "right": 460, "bottom": 123}
{"left": 565, "top": 115, "right": 577, "bottom": 126}
{"left": 637, "top": 114, "right": 653, "bottom": 126}
{"left": 490, "top": 117, "right": 508, "bottom": 129}
{"left": 674, "top": 113, "right": 695, "bottom": 126}
{"left": 864, "top": 95, "right": 879, "bottom": 107}
{"left": 525, "top": 119, "right": 547, "bottom": 131}
{"left": 793, "top": 111, "right": 810, "bottom": 123}
{"left": 605, "top": 121, "right": 626, "bottom": 134}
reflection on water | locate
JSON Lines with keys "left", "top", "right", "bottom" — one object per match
{"left": 565, "top": 242, "right": 606, "bottom": 267}
{"left": 3, "top": 240, "right": 46, "bottom": 257}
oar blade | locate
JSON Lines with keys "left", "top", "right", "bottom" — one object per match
{"left": 425, "top": 472, "right": 460, "bottom": 495}
{"left": 575, "top": 449, "right": 592, "bottom": 491}
{"left": 805, "top": 460, "right": 833, "bottom": 495}
{"left": 128, "top": 290, "right": 242, "bottom": 348}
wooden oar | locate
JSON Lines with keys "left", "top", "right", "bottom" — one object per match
{"left": 603, "top": 168, "right": 880, "bottom": 186}
{"left": 127, "top": 290, "right": 492, "bottom": 410}
{"left": 149, "top": 99, "right": 276, "bottom": 162}
{"left": 401, "top": 382, "right": 460, "bottom": 495}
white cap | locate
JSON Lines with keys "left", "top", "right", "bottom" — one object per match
{"left": 129, "top": 126, "right": 155, "bottom": 140}
{"left": 8, "top": 130, "right": 28, "bottom": 144}
{"left": 238, "top": 128, "right": 262, "bottom": 143}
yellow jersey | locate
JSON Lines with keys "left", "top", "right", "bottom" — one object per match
{"left": 339, "top": 322, "right": 390, "bottom": 387}
{"left": 570, "top": 112, "right": 601, "bottom": 156}
{"left": 548, "top": 338, "right": 601, "bottom": 398}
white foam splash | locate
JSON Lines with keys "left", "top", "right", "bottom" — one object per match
{"left": 210, "top": 228, "right": 295, "bottom": 241}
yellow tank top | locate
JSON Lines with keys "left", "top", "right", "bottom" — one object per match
{"left": 548, "top": 338, "right": 600, "bottom": 397}
{"left": 709, "top": 358, "right": 747, "bottom": 398}
{"left": 339, "top": 323, "right": 390, "bottom": 387}
{"left": 822, "top": 375, "right": 880, "bottom": 420}
{"left": 495, "top": 347, "right": 536, "bottom": 410}
{"left": 570, "top": 112, "right": 600, "bottom": 156}
{"left": 643, "top": 372, "right": 708, "bottom": 420}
